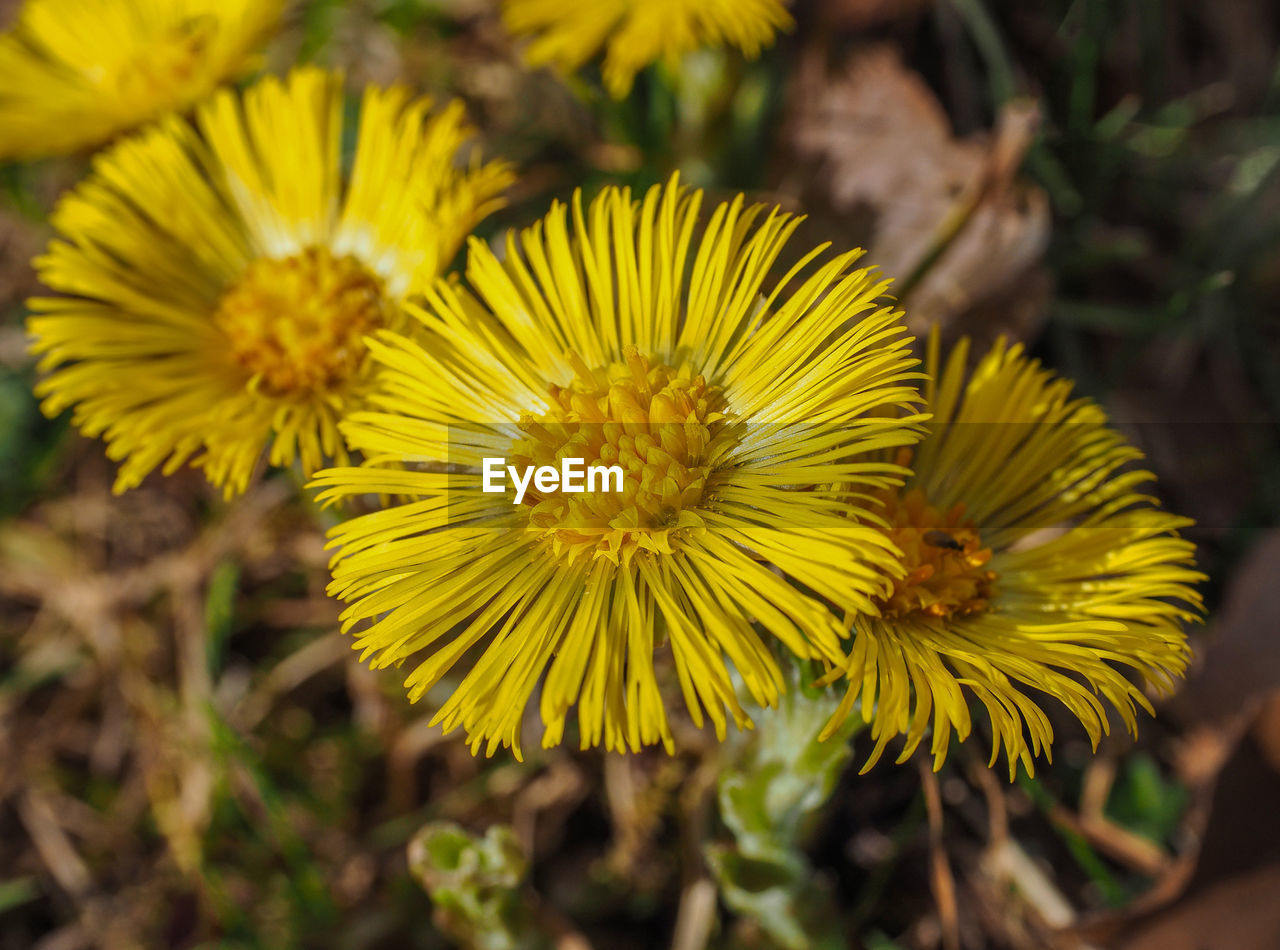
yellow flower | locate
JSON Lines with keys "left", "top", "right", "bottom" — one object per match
{"left": 312, "top": 175, "right": 926, "bottom": 758}
{"left": 28, "top": 68, "right": 513, "bottom": 497}
{"left": 500, "top": 0, "right": 792, "bottom": 98}
{"left": 0, "top": 0, "right": 284, "bottom": 160}
{"left": 821, "top": 333, "right": 1204, "bottom": 779}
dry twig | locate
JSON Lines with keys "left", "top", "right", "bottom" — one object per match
{"left": 919, "top": 760, "right": 962, "bottom": 950}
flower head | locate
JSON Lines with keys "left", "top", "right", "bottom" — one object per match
{"left": 501, "top": 0, "right": 793, "bottom": 98}
{"left": 0, "top": 0, "right": 284, "bottom": 160}
{"left": 28, "top": 68, "right": 513, "bottom": 496}
{"left": 312, "top": 175, "right": 926, "bottom": 758}
{"left": 821, "top": 333, "right": 1204, "bottom": 779}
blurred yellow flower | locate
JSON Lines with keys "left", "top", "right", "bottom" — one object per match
{"left": 28, "top": 68, "right": 513, "bottom": 496}
{"left": 312, "top": 175, "right": 926, "bottom": 758}
{"left": 501, "top": 0, "right": 792, "bottom": 98}
{"left": 821, "top": 333, "right": 1204, "bottom": 779}
{"left": 0, "top": 0, "right": 284, "bottom": 160}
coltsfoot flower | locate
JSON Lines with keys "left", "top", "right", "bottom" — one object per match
{"left": 500, "top": 0, "right": 793, "bottom": 98}
{"left": 28, "top": 68, "right": 513, "bottom": 496}
{"left": 0, "top": 0, "right": 284, "bottom": 160}
{"left": 312, "top": 175, "right": 927, "bottom": 758}
{"left": 821, "top": 333, "right": 1204, "bottom": 778}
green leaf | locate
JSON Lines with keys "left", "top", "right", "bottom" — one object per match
{"left": 704, "top": 845, "right": 843, "bottom": 950}
{"left": 408, "top": 822, "right": 549, "bottom": 950}
{"left": 204, "top": 559, "right": 240, "bottom": 676}
{"left": 707, "top": 662, "right": 861, "bottom": 948}
{"left": 0, "top": 876, "right": 39, "bottom": 914}
{"left": 1105, "top": 754, "right": 1188, "bottom": 848}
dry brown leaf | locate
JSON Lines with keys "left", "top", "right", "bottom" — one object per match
{"left": 1174, "top": 529, "right": 1280, "bottom": 723}
{"left": 784, "top": 44, "right": 1050, "bottom": 343}
{"left": 1119, "top": 864, "right": 1280, "bottom": 950}
{"left": 0, "top": 207, "right": 44, "bottom": 314}
{"left": 1068, "top": 694, "right": 1280, "bottom": 949}
{"left": 1062, "top": 531, "right": 1280, "bottom": 947}
{"left": 805, "top": 0, "right": 933, "bottom": 30}
{"left": 0, "top": 0, "right": 22, "bottom": 30}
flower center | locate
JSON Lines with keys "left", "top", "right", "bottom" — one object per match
{"left": 871, "top": 482, "right": 997, "bottom": 620}
{"left": 213, "top": 247, "right": 389, "bottom": 397}
{"left": 114, "top": 16, "right": 217, "bottom": 103}
{"left": 512, "top": 347, "right": 738, "bottom": 565}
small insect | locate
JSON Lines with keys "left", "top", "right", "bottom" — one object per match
{"left": 923, "top": 529, "right": 964, "bottom": 551}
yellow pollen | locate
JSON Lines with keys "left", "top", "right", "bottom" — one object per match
{"left": 512, "top": 346, "right": 739, "bottom": 565}
{"left": 213, "top": 247, "right": 389, "bottom": 397}
{"left": 871, "top": 475, "right": 997, "bottom": 620}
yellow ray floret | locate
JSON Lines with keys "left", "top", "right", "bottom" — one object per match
{"left": 27, "top": 68, "right": 514, "bottom": 497}
{"left": 501, "top": 0, "right": 793, "bottom": 97}
{"left": 0, "top": 0, "right": 284, "bottom": 160}
{"left": 821, "top": 331, "right": 1204, "bottom": 779}
{"left": 312, "top": 173, "right": 929, "bottom": 759}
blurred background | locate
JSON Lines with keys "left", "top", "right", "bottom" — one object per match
{"left": 2, "top": 0, "right": 1279, "bottom": 947}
